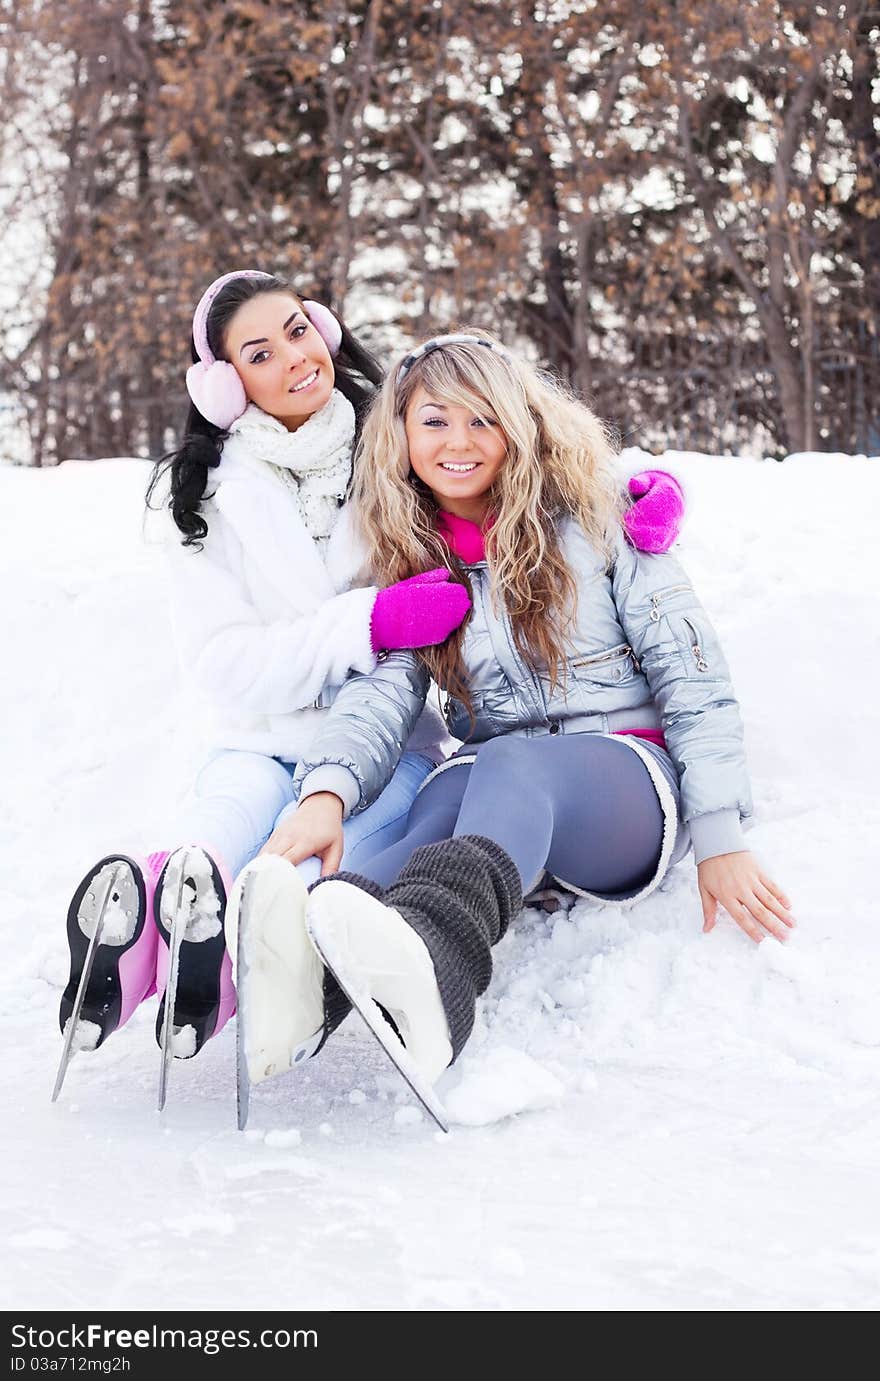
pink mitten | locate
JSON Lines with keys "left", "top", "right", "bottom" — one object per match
{"left": 624, "top": 470, "right": 685, "bottom": 553}
{"left": 370, "top": 568, "right": 471, "bottom": 653}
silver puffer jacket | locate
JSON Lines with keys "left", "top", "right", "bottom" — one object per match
{"left": 295, "top": 518, "right": 754, "bottom": 860}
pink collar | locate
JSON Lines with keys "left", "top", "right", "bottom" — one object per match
{"left": 436, "top": 509, "right": 493, "bottom": 563}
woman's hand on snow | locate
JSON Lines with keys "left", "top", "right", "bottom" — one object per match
{"left": 697, "top": 851, "right": 794, "bottom": 944}
{"left": 259, "top": 792, "right": 345, "bottom": 876}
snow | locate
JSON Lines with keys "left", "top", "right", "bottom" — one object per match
{"left": 93, "top": 898, "right": 137, "bottom": 945}
{"left": 1, "top": 451, "right": 879, "bottom": 1311}
{"left": 62, "top": 1018, "right": 100, "bottom": 1055}
{"left": 393, "top": 1105, "right": 424, "bottom": 1127}
{"left": 169, "top": 1025, "right": 197, "bottom": 1060}
{"left": 443, "top": 1045, "right": 566, "bottom": 1126}
{"left": 158, "top": 849, "right": 223, "bottom": 943}
{"left": 264, "top": 1127, "right": 303, "bottom": 1149}
{"left": 76, "top": 861, "right": 139, "bottom": 945}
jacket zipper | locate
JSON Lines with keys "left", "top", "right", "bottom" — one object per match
{"left": 479, "top": 569, "right": 547, "bottom": 725}
{"left": 571, "top": 643, "right": 633, "bottom": 669}
{"left": 682, "top": 616, "right": 709, "bottom": 672}
{"left": 648, "top": 584, "right": 691, "bottom": 623}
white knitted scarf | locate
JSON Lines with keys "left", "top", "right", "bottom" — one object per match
{"left": 227, "top": 389, "right": 356, "bottom": 540}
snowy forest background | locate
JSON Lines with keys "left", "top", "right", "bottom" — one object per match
{"left": 1, "top": 0, "right": 879, "bottom": 467}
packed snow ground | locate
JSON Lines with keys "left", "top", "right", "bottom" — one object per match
{"left": 1, "top": 451, "right": 878, "bottom": 1312}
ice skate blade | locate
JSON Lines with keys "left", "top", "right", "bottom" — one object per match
{"left": 52, "top": 863, "right": 124, "bottom": 1103}
{"left": 307, "top": 919, "right": 450, "bottom": 1134}
{"left": 235, "top": 872, "right": 251, "bottom": 1130}
{"left": 157, "top": 850, "right": 191, "bottom": 1113}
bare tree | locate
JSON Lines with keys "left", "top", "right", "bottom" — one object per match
{"left": 3, "top": 0, "right": 877, "bottom": 462}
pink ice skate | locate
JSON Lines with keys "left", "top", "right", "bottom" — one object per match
{"left": 154, "top": 847, "right": 236, "bottom": 1085}
{"left": 53, "top": 851, "right": 168, "bottom": 1101}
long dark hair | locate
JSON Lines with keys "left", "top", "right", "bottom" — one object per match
{"left": 146, "top": 275, "right": 384, "bottom": 547}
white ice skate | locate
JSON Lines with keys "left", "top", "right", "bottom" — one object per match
{"left": 304, "top": 879, "right": 452, "bottom": 1131}
{"left": 225, "top": 855, "right": 326, "bottom": 1125}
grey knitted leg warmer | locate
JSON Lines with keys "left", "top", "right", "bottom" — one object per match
{"left": 371, "top": 835, "right": 522, "bottom": 1061}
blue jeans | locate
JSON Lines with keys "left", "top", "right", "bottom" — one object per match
{"left": 171, "top": 749, "right": 436, "bottom": 883}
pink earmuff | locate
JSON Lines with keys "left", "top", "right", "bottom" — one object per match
{"left": 185, "top": 272, "right": 343, "bottom": 429}
{"left": 185, "top": 359, "right": 248, "bottom": 432}
{"left": 302, "top": 299, "right": 343, "bottom": 357}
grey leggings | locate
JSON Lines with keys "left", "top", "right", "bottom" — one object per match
{"left": 356, "top": 733, "right": 666, "bottom": 897}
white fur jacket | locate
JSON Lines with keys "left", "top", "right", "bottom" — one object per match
{"left": 163, "top": 428, "right": 448, "bottom": 763}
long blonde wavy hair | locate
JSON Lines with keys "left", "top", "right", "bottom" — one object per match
{"left": 351, "top": 332, "right": 626, "bottom": 713}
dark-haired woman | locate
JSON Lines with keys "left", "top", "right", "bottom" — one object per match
{"left": 56, "top": 270, "right": 683, "bottom": 1090}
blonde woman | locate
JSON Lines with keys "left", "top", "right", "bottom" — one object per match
{"left": 226, "top": 333, "right": 718, "bottom": 1096}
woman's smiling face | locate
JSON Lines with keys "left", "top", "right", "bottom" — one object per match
{"left": 404, "top": 385, "right": 508, "bottom": 522}
{"left": 224, "top": 292, "right": 335, "bottom": 429}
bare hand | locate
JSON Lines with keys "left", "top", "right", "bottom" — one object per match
{"left": 698, "top": 851, "right": 794, "bottom": 944}
{"left": 259, "top": 792, "right": 345, "bottom": 877}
